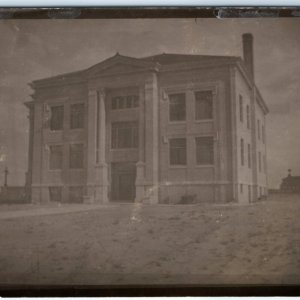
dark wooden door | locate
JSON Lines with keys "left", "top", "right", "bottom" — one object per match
{"left": 111, "top": 162, "right": 136, "bottom": 202}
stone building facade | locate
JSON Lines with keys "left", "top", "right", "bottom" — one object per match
{"left": 25, "top": 33, "right": 268, "bottom": 204}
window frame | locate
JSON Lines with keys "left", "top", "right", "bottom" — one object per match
{"left": 168, "top": 93, "right": 186, "bottom": 123}
{"left": 194, "top": 90, "right": 214, "bottom": 121}
{"left": 169, "top": 137, "right": 187, "bottom": 167}
{"left": 111, "top": 121, "right": 139, "bottom": 150}
{"left": 240, "top": 138, "right": 245, "bottom": 166}
{"left": 111, "top": 95, "right": 139, "bottom": 110}
{"left": 195, "top": 136, "right": 215, "bottom": 166}
{"left": 48, "top": 144, "right": 63, "bottom": 171}
{"left": 239, "top": 95, "right": 244, "bottom": 123}
{"left": 49, "top": 186, "right": 63, "bottom": 202}
{"left": 70, "top": 102, "right": 85, "bottom": 130}
{"left": 247, "top": 143, "right": 251, "bottom": 168}
{"left": 258, "top": 151, "right": 262, "bottom": 172}
{"left": 246, "top": 104, "right": 250, "bottom": 129}
{"left": 49, "top": 104, "right": 64, "bottom": 131}
{"left": 69, "top": 143, "right": 84, "bottom": 169}
{"left": 68, "top": 186, "right": 84, "bottom": 203}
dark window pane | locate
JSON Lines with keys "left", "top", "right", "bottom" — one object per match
{"left": 239, "top": 95, "right": 243, "bottom": 122}
{"left": 241, "top": 138, "right": 244, "bottom": 166}
{"left": 49, "top": 145, "right": 63, "bottom": 170}
{"left": 111, "top": 97, "right": 117, "bottom": 110}
{"left": 111, "top": 122, "right": 138, "bottom": 149}
{"left": 69, "top": 144, "right": 84, "bottom": 169}
{"left": 195, "top": 91, "right": 213, "bottom": 120}
{"left": 248, "top": 143, "right": 251, "bottom": 168}
{"left": 133, "top": 95, "right": 139, "bottom": 108}
{"left": 112, "top": 95, "right": 138, "bottom": 110}
{"left": 169, "top": 93, "right": 186, "bottom": 121}
{"left": 126, "top": 96, "right": 132, "bottom": 108}
{"left": 50, "top": 105, "right": 64, "bottom": 130}
{"left": 246, "top": 105, "right": 250, "bottom": 129}
{"left": 70, "top": 103, "right": 84, "bottom": 129}
{"left": 49, "top": 187, "right": 62, "bottom": 202}
{"left": 118, "top": 97, "right": 125, "bottom": 109}
{"left": 196, "top": 137, "right": 214, "bottom": 165}
{"left": 69, "top": 186, "right": 84, "bottom": 203}
{"left": 170, "top": 138, "right": 187, "bottom": 165}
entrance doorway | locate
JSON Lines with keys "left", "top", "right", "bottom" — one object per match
{"left": 111, "top": 162, "right": 136, "bottom": 202}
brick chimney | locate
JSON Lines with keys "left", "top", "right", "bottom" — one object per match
{"left": 242, "top": 33, "right": 254, "bottom": 80}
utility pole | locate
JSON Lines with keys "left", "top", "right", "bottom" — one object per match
{"left": 4, "top": 167, "right": 8, "bottom": 187}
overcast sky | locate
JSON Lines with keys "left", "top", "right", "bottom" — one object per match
{"left": 0, "top": 18, "right": 300, "bottom": 188}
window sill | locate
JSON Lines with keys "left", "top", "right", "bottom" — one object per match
{"left": 169, "top": 165, "right": 187, "bottom": 169}
{"left": 69, "top": 127, "right": 84, "bottom": 131}
{"left": 195, "top": 164, "right": 214, "bottom": 168}
{"left": 168, "top": 120, "right": 186, "bottom": 125}
{"left": 48, "top": 169, "right": 62, "bottom": 172}
{"left": 195, "top": 119, "right": 213, "bottom": 123}
{"left": 110, "top": 148, "right": 138, "bottom": 151}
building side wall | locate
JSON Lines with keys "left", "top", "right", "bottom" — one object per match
{"left": 157, "top": 66, "right": 233, "bottom": 203}
{"left": 234, "top": 68, "right": 255, "bottom": 203}
{"left": 31, "top": 82, "right": 88, "bottom": 203}
{"left": 255, "top": 97, "right": 268, "bottom": 198}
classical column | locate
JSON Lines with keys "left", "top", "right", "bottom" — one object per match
{"left": 25, "top": 102, "right": 34, "bottom": 201}
{"left": 135, "top": 86, "right": 146, "bottom": 203}
{"left": 95, "top": 90, "right": 108, "bottom": 203}
{"left": 143, "top": 73, "right": 159, "bottom": 204}
{"left": 85, "top": 89, "right": 108, "bottom": 204}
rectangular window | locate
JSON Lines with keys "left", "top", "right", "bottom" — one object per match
{"left": 248, "top": 185, "right": 251, "bottom": 202}
{"left": 262, "top": 125, "right": 265, "bottom": 144}
{"left": 111, "top": 95, "right": 139, "bottom": 110}
{"left": 169, "top": 138, "right": 187, "bottom": 165}
{"left": 240, "top": 183, "right": 243, "bottom": 193}
{"left": 241, "top": 138, "right": 244, "bottom": 166}
{"left": 70, "top": 103, "right": 84, "bottom": 129}
{"left": 263, "top": 154, "right": 266, "bottom": 173}
{"left": 49, "top": 145, "right": 63, "bottom": 170}
{"left": 69, "top": 144, "right": 84, "bottom": 169}
{"left": 50, "top": 105, "right": 64, "bottom": 131}
{"left": 239, "top": 95, "right": 243, "bottom": 123}
{"left": 248, "top": 143, "right": 251, "bottom": 168}
{"left": 49, "top": 186, "right": 62, "bottom": 202}
{"left": 258, "top": 151, "right": 261, "bottom": 172}
{"left": 69, "top": 186, "right": 84, "bottom": 203}
{"left": 246, "top": 105, "right": 250, "bottom": 129}
{"left": 257, "top": 119, "right": 260, "bottom": 140}
{"left": 169, "top": 93, "right": 186, "bottom": 121}
{"left": 195, "top": 91, "right": 213, "bottom": 120}
{"left": 195, "top": 136, "right": 214, "bottom": 165}
{"left": 111, "top": 121, "right": 138, "bottom": 149}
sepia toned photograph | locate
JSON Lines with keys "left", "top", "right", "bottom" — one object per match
{"left": 0, "top": 11, "right": 300, "bottom": 289}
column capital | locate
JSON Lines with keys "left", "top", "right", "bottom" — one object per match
{"left": 98, "top": 88, "right": 105, "bottom": 98}
{"left": 136, "top": 161, "right": 146, "bottom": 167}
{"left": 88, "top": 90, "right": 97, "bottom": 98}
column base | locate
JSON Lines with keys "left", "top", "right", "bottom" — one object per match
{"left": 135, "top": 182, "right": 158, "bottom": 204}
{"left": 31, "top": 186, "right": 49, "bottom": 204}
{"left": 85, "top": 185, "right": 108, "bottom": 204}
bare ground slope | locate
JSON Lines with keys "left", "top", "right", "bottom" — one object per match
{"left": 0, "top": 194, "right": 300, "bottom": 285}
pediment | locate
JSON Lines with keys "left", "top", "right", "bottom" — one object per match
{"left": 87, "top": 54, "right": 158, "bottom": 78}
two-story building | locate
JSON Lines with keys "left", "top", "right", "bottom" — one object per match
{"left": 25, "top": 33, "right": 268, "bottom": 204}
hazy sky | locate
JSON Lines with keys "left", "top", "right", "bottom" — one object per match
{"left": 0, "top": 18, "right": 300, "bottom": 188}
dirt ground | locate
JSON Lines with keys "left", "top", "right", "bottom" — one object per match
{"left": 1, "top": 194, "right": 300, "bottom": 285}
